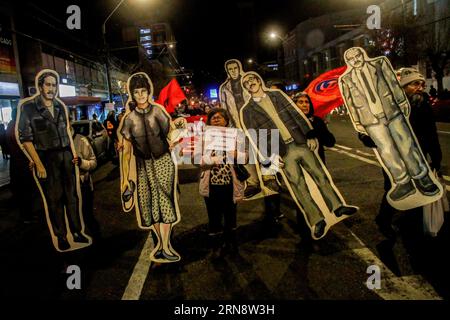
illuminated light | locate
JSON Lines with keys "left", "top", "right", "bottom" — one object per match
{"left": 169, "top": 44, "right": 174, "bottom": 48}
{"left": 270, "top": 32, "right": 277, "bottom": 39}
{"left": 248, "top": 58, "right": 253, "bottom": 64}
{"left": 59, "top": 84, "right": 76, "bottom": 97}
{"left": 62, "top": 78, "right": 68, "bottom": 84}
{"left": 209, "top": 89, "right": 218, "bottom": 99}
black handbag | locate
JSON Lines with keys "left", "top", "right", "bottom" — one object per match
{"left": 234, "top": 164, "right": 250, "bottom": 182}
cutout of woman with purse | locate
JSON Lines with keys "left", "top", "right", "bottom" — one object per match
{"left": 119, "top": 73, "right": 181, "bottom": 263}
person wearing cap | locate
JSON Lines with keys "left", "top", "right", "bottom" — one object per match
{"left": 399, "top": 68, "right": 442, "bottom": 173}
{"left": 340, "top": 48, "right": 440, "bottom": 203}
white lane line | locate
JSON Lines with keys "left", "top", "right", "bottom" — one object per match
{"left": 355, "top": 149, "right": 376, "bottom": 158}
{"left": 329, "top": 147, "right": 381, "bottom": 167}
{"left": 346, "top": 229, "right": 442, "bottom": 300}
{"left": 121, "top": 233, "right": 154, "bottom": 300}
{"left": 335, "top": 143, "right": 353, "bottom": 151}
{"left": 437, "top": 131, "right": 450, "bottom": 135}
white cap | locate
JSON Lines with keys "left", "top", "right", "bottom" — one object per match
{"left": 397, "top": 67, "right": 425, "bottom": 87}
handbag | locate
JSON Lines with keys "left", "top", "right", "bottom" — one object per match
{"left": 423, "top": 171, "right": 447, "bottom": 237}
{"left": 234, "top": 164, "right": 250, "bottom": 182}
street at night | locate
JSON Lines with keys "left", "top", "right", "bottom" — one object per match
{"left": 1, "top": 115, "right": 448, "bottom": 301}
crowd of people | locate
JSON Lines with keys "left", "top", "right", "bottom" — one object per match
{"left": 3, "top": 65, "right": 445, "bottom": 263}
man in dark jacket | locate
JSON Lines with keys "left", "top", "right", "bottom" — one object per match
{"left": 361, "top": 68, "right": 443, "bottom": 238}
{"left": 240, "top": 72, "right": 356, "bottom": 238}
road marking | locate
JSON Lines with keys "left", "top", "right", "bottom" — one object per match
{"left": 121, "top": 233, "right": 154, "bottom": 300}
{"left": 329, "top": 147, "right": 381, "bottom": 167}
{"left": 443, "top": 175, "right": 450, "bottom": 182}
{"left": 355, "top": 149, "right": 376, "bottom": 158}
{"left": 437, "top": 131, "right": 450, "bottom": 135}
{"left": 335, "top": 143, "right": 353, "bottom": 151}
{"left": 346, "top": 229, "right": 442, "bottom": 300}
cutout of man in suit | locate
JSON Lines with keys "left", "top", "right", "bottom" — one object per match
{"left": 240, "top": 71, "right": 357, "bottom": 239}
{"left": 339, "top": 47, "right": 442, "bottom": 210}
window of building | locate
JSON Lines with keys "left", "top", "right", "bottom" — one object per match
{"left": 75, "top": 63, "right": 84, "bottom": 82}
{"left": 41, "top": 53, "right": 54, "bottom": 69}
{"left": 54, "top": 56, "right": 65, "bottom": 76}
{"left": 65, "top": 60, "right": 75, "bottom": 80}
{"left": 83, "top": 66, "right": 91, "bottom": 82}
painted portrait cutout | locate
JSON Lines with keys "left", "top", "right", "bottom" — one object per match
{"left": 117, "top": 72, "right": 181, "bottom": 263}
{"left": 239, "top": 71, "right": 358, "bottom": 240}
{"left": 219, "top": 59, "right": 276, "bottom": 200}
{"left": 339, "top": 47, "right": 443, "bottom": 210}
{"left": 15, "top": 69, "right": 92, "bottom": 252}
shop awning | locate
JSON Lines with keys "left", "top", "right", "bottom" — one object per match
{"left": 60, "top": 96, "right": 102, "bottom": 106}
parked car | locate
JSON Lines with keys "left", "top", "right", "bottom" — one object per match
{"left": 72, "top": 120, "right": 110, "bottom": 160}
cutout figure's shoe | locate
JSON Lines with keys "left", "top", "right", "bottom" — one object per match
{"left": 313, "top": 220, "right": 327, "bottom": 238}
{"left": 414, "top": 176, "right": 440, "bottom": 196}
{"left": 334, "top": 205, "right": 357, "bottom": 217}
{"left": 390, "top": 181, "right": 416, "bottom": 201}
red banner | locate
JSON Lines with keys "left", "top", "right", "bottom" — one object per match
{"left": 156, "top": 78, "right": 187, "bottom": 114}
{"left": 305, "top": 66, "right": 347, "bottom": 118}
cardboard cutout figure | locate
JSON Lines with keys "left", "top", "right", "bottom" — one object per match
{"left": 219, "top": 59, "right": 276, "bottom": 200}
{"left": 339, "top": 47, "right": 443, "bottom": 210}
{"left": 15, "top": 69, "right": 92, "bottom": 252}
{"left": 240, "top": 71, "right": 358, "bottom": 239}
{"left": 117, "top": 72, "right": 181, "bottom": 263}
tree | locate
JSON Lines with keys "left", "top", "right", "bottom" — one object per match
{"left": 367, "top": 4, "right": 450, "bottom": 94}
{"left": 420, "top": 17, "right": 450, "bottom": 94}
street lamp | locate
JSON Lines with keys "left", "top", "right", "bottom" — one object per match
{"left": 102, "top": 0, "right": 149, "bottom": 102}
{"left": 102, "top": 0, "right": 127, "bottom": 103}
{"left": 247, "top": 58, "right": 253, "bottom": 64}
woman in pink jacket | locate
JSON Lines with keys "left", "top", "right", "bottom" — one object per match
{"left": 198, "top": 109, "right": 247, "bottom": 256}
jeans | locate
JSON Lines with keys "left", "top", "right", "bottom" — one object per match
{"left": 283, "top": 143, "right": 342, "bottom": 226}
{"left": 365, "top": 115, "right": 428, "bottom": 184}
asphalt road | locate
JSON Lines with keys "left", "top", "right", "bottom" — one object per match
{"left": 0, "top": 114, "right": 448, "bottom": 301}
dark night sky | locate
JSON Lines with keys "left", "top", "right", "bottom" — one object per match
{"left": 9, "top": 0, "right": 373, "bottom": 87}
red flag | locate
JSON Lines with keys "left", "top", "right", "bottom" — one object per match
{"left": 156, "top": 78, "right": 187, "bottom": 114}
{"left": 305, "top": 66, "right": 347, "bottom": 118}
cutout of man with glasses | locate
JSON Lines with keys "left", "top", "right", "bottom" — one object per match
{"left": 339, "top": 47, "right": 441, "bottom": 209}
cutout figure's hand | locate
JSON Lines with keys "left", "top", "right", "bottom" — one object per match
{"left": 72, "top": 156, "right": 80, "bottom": 166}
{"left": 399, "top": 102, "right": 410, "bottom": 117}
{"left": 355, "top": 124, "right": 366, "bottom": 134}
{"left": 307, "top": 139, "right": 318, "bottom": 151}
{"left": 121, "top": 180, "right": 130, "bottom": 194}
{"left": 28, "top": 161, "right": 35, "bottom": 172}
{"left": 116, "top": 141, "right": 124, "bottom": 152}
{"left": 36, "top": 163, "right": 47, "bottom": 179}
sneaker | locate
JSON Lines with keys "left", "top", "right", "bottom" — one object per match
{"left": 58, "top": 237, "right": 70, "bottom": 251}
{"left": 390, "top": 180, "right": 416, "bottom": 201}
{"left": 414, "top": 176, "right": 440, "bottom": 196}
{"left": 313, "top": 220, "right": 327, "bottom": 238}
{"left": 334, "top": 206, "right": 357, "bottom": 218}
{"left": 244, "top": 184, "right": 261, "bottom": 199}
{"left": 72, "top": 233, "right": 89, "bottom": 243}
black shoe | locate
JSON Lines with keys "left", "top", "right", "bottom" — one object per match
{"left": 313, "top": 220, "right": 327, "bottom": 238}
{"left": 414, "top": 176, "right": 440, "bottom": 196}
{"left": 72, "top": 233, "right": 89, "bottom": 243}
{"left": 58, "top": 237, "right": 70, "bottom": 251}
{"left": 244, "top": 184, "right": 261, "bottom": 199}
{"left": 375, "top": 215, "right": 397, "bottom": 239}
{"left": 334, "top": 205, "right": 357, "bottom": 218}
{"left": 390, "top": 181, "right": 416, "bottom": 201}
{"left": 153, "top": 249, "right": 180, "bottom": 262}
